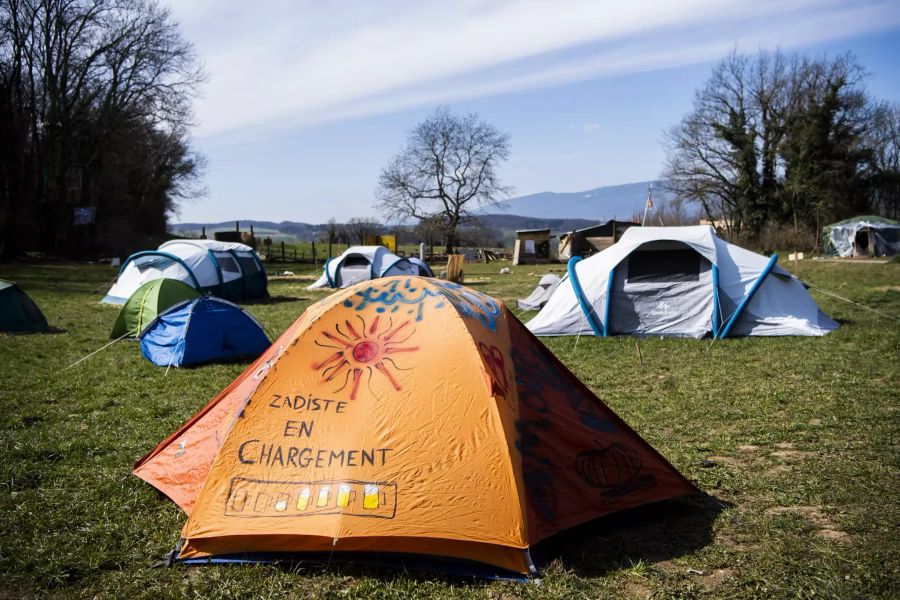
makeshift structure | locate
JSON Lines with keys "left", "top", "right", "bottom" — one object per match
{"left": 104, "top": 239, "right": 268, "bottom": 304}
{"left": 134, "top": 276, "right": 696, "bottom": 576}
{"left": 0, "top": 279, "right": 50, "bottom": 333}
{"left": 308, "top": 246, "right": 431, "bottom": 289}
{"left": 527, "top": 226, "right": 838, "bottom": 338}
{"left": 558, "top": 220, "right": 639, "bottom": 260}
{"left": 517, "top": 274, "right": 562, "bottom": 311}
{"left": 512, "top": 229, "right": 554, "bottom": 265}
{"left": 823, "top": 216, "right": 900, "bottom": 257}
{"left": 110, "top": 278, "right": 200, "bottom": 339}
{"left": 139, "top": 296, "right": 269, "bottom": 367}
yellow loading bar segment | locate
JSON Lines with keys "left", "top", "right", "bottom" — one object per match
{"left": 225, "top": 477, "right": 398, "bottom": 519}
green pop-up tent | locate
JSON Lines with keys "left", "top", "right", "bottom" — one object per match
{"left": 0, "top": 279, "right": 50, "bottom": 333}
{"left": 110, "top": 278, "right": 200, "bottom": 339}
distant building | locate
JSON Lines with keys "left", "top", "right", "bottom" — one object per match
{"left": 214, "top": 221, "right": 257, "bottom": 248}
{"left": 558, "top": 220, "right": 639, "bottom": 259}
{"left": 512, "top": 228, "right": 555, "bottom": 265}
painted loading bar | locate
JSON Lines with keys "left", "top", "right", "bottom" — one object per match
{"left": 225, "top": 477, "right": 398, "bottom": 519}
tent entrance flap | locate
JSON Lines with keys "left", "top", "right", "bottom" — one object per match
{"left": 608, "top": 242, "right": 713, "bottom": 338}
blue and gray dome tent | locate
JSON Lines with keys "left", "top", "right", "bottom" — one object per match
{"left": 308, "top": 246, "right": 433, "bottom": 289}
{"left": 527, "top": 226, "right": 838, "bottom": 338}
{"left": 139, "top": 296, "right": 270, "bottom": 367}
{"left": 103, "top": 240, "right": 268, "bottom": 304}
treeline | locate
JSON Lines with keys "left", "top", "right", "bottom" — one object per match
{"left": 663, "top": 50, "right": 900, "bottom": 238}
{"left": 316, "top": 217, "right": 506, "bottom": 252}
{"left": 0, "top": 0, "right": 204, "bottom": 259}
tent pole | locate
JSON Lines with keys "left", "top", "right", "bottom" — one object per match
{"left": 711, "top": 263, "right": 720, "bottom": 335}
{"left": 567, "top": 257, "right": 602, "bottom": 336}
{"left": 603, "top": 267, "right": 615, "bottom": 337}
{"left": 718, "top": 254, "right": 778, "bottom": 339}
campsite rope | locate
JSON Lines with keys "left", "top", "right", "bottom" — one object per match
{"left": 805, "top": 282, "right": 900, "bottom": 323}
{"left": 61, "top": 329, "right": 135, "bottom": 371}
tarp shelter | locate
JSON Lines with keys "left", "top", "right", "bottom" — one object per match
{"left": 823, "top": 216, "right": 900, "bottom": 257}
{"left": 517, "top": 273, "right": 562, "bottom": 311}
{"left": 110, "top": 278, "right": 200, "bottom": 339}
{"left": 133, "top": 276, "right": 696, "bottom": 576}
{"left": 527, "top": 226, "right": 838, "bottom": 338}
{"left": 308, "top": 246, "right": 432, "bottom": 289}
{"left": 139, "top": 297, "right": 269, "bottom": 367}
{"left": 103, "top": 239, "right": 268, "bottom": 304}
{"left": 0, "top": 280, "right": 50, "bottom": 333}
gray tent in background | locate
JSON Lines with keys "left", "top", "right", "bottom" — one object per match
{"left": 823, "top": 216, "right": 900, "bottom": 257}
{"left": 517, "top": 273, "right": 562, "bottom": 311}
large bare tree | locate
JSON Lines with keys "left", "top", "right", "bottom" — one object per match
{"left": 376, "top": 107, "right": 511, "bottom": 254}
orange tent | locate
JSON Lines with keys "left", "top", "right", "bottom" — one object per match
{"left": 134, "top": 277, "right": 696, "bottom": 575}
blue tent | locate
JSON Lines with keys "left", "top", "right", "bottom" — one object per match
{"left": 140, "top": 297, "right": 270, "bottom": 367}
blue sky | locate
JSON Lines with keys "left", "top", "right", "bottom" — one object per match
{"left": 164, "top": 0, "right": 900, "bottom": 225}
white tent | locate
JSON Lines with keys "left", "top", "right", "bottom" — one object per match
{"left": 526, "top": 226, "right": 837, "bottom": 338}
{"left": 517, "top": 273, "right": 562, "bottom": 311}
{"left": 103, "top": 240, "right": 268, "bottom": 304}
{"left": 308, "top": 246, "right": 433, "bottom": 289}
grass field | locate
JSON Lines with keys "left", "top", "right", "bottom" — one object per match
{"left": 0, "top": 258, "right": 898, "bottom": 599}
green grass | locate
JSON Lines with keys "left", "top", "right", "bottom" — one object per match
{"left": 0, "top": 258, "right": 898, "bottom": 599}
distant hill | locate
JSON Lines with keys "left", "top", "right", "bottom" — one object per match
{"left": 169, "top": 220, "right": 319, "bottom": 240}
{"left": 494, "top": 180, "right": 671, "bottom": 221}
{"left": 169, "top": 181, "right": 671, "bottom": 240}
{"left": 476, "top": 214, "right": 599, "bottom": 232}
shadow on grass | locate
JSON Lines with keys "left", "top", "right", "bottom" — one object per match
{"left": 530, "top": 492, "right": 729, "bottom": 576}
{"left": 166, "top": 493, "right": 727, "bottom": 586}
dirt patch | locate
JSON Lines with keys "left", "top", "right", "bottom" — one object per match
{"left": 774, "top": 442, "right": 795, "bottom": 449}
{"left": 765, "top": 465, "right": 791, "bottom": 476}
{"left": 621, "top": 580, "right": 653, "bottom": 599}
{"left": 767, "top": 506, "right": 850, "bottom": 542}
{"left": 770, "top": 450, "right": 816, "bottom": 460}
{"left": 737, "top": 444, "right": 760, "bottom": 452}
{"left": 768, "top": 505, "right": 831, "bottom": 526}
{"left": 653, "top": 559, "right": 679, "bottom": 574}
{"left": 873, "top": 285, "right": 900, "bottom": 292}
{"left": 696, "top": 568, "right": 734, "bottom": 591}
{"left": 818, "top": 529, "right": 851, "bottom": 543}
{"left": 707, "top": 455, "right": 743, "bottom": 467}
{"left": 808, "top": 418, "right": 823, "bottom": 426}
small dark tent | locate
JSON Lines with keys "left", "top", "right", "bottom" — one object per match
{"left": 139, "top": 297, "right": 269, "bottom": 367}
{"left": 0, "top": 280, "right": 50, "bottom": 333}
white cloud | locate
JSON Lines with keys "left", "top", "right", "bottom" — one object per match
{"left": 161, "top": 0, "right": 900, "bottom": 140}
{"left": 583, "top": 123, "right": 603, "bottom": 133}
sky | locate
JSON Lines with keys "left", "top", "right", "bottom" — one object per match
{"left": 163, "top": 0, "right": 900, "bottom": 225}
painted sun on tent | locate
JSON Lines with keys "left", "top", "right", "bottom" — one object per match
{"left": 312, "top": 314, "right": 420, "bottom": 400}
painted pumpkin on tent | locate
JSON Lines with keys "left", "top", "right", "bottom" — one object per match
{"left": 575, "top": 442, "right": 643, "bottom": 488}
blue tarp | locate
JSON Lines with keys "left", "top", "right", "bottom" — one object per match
{"left": 139, "top": 297, "right": 270, "bottom": 367}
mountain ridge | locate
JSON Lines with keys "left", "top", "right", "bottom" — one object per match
{"left": 170, "top": 180, "right": 666, "bottom": 238}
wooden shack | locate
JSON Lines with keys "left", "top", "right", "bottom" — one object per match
{"left": 558, "top": 220, "right": 639, "bottom": 260}
{"left": 213, "top": 221, "right": 257, "bottom": 247}
{"left": 512, "top": 228, "right": 554, "bottom": 265}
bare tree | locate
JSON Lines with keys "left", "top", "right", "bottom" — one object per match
{"left": 376, "top": 107, "right": 512, "bottom": 254}
{"left": 319, "top": 217, "right": 340, "bottom": 256}
{"left": 344, "top": 217, "right": 381, "bottom": 245}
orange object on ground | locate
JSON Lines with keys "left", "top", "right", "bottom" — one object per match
{"left": 134, "top": 277, "right": 696, "bottom": 575}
